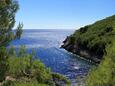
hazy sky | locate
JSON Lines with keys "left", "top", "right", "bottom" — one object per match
{"left": 15, "top": 0, "right": 115, "bottom": 29}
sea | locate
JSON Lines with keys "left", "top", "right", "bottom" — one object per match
{"left": 11, "top": 29, "right": 92, "bottom": 86}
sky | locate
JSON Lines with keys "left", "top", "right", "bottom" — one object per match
{"left": 15, "top": 0, "right": 115, "bottom": 29}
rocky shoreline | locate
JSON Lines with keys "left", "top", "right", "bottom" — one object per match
{"left": 61, "top": 36, "right": 101, "bottom": 63}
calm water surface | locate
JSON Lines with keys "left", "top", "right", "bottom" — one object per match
{"left": 11, "top": 29, "right": 92, "bottom": 85}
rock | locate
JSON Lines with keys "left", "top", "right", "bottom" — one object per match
{"left": 62, "top": 37, "right": 101, "bottom": 63}
{"left": 5, "top": 76, "right": 15, "bottom": 81}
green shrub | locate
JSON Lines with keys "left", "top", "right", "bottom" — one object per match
{"left": 6, "top": 46, "right": 54, "bottom": 85}
{"left": 0, "top": 47, "right": 8, "bottom": 81}
{"left": 3, "top": 80, "right": 49, "bottom": 86}
{"left": 52, "top": 73, "right": 71, "bottom": 85}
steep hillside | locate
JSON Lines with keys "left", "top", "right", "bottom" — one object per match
{"left": 62, "top": 15, "right": 115, "bottom": 86}
{"left": 62, "top": 15, "right": 115, "bottom": 63}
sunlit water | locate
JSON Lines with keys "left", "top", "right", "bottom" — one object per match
{"left": 11, "top": 29, "right": 92, "bottom": 85}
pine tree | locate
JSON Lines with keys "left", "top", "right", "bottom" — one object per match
{"left": 0, "top": 0, "right": 23, "bottom": 81}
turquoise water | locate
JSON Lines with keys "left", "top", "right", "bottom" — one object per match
{"left": 11, "top": 29, "right": 92, "bottom": 84}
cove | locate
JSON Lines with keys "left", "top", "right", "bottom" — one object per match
{"left": 11, "top": 29, "right": 93, "bottom": 85}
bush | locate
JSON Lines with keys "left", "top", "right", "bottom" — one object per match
{"left": 7, "top": 47, "right": 53, "bottom": 85}
{"left": 0, "top": 47, "right": 8, "bottom": 81}
{"left": 52, "top": 73, "right": 70, "bottom": 85}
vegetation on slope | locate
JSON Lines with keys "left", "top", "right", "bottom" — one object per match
{"left": 86, "top": 42, "right": 115, "bottom": 86}
{"left": 0, "top": 46, "right": 70, "bottom": 86}
{"left": 1, "top": 46, "right": 54, "bottom": 86}
{"left": 62, "top": 15, "right": 115, "bottom": 86}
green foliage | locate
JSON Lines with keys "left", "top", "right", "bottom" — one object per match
{"left": 74, "top": 16, "right": 114, "bottom": 47}
{"left": 4, "top": 46, "right": 70, "bottom": 86}
{"left": 15, "top": 23, "right": 23, "bottom": 39}
{"left": 0, "top": 0, "right": 23, "bottom": 47}
{"left": 6, "top": 46, "right": 53, "bottom": 85}
{"left": 69, "top": 15, "right": 115, "bottom": 59}
{"left": 3, "top": 80, "right": 49, "bottom": 86}
{"left": 0, "top": 47, "right": 8, "bottom": 81}
{"left": 0, "top": 0, "right": 23, "bottom": 83}
{"left": 32, "top": 60, "right": 52, "bottom": 84}
{"left": 79, "top": 25, "right": 89, "bottom": 34}
{"left": 86, "top": 42, "right": 115, "bottom": 86}
{"left": 52, "top": 73, "right": 70, "bottom": 85}
{"left": 70, "top": 15, "right": 115, "bottom": 86}
{"left": 69, "top": 36, "right": 76, "bottom": 44}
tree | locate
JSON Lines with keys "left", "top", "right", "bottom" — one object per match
{"left": 0, "top": 0, "right": 23, "bottom": 47}
{"left": 0, "top": 0, "right": 23, "bottom": 81}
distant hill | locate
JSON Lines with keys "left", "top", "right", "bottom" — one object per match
{"left": 62, "top": 15, "right": 115, "bottom": 86}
